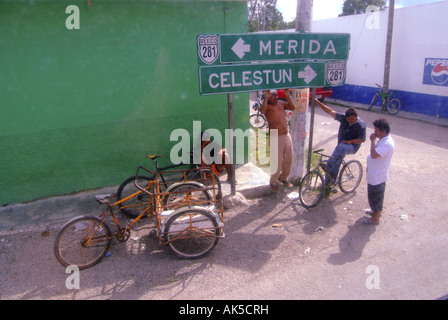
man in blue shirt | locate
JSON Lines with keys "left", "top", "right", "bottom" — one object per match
{"left": 314, "top": 99, "right": 366, "bottom": 188}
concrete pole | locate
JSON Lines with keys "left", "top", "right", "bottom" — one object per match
{"left": 296, "top": 0, "right": 312, "bottom": 32}
{"left": 290, "top": 0, "right": 313, "bottom": 183}
{"left": 383, "top": 0, "right": 395, "bottom": 93}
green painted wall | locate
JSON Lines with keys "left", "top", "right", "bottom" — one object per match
{"left": 0, "top": 0, "right": 249, "bottom": 206}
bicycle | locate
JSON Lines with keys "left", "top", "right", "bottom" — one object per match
{"left": 54, "top": 167, "right": 224, "bottom": 270}
{"left": 117, "top": 153, "right": 204, "bottom": 218}
{"left": 249, "top": 91, "right": 268, "bottom": 128}
{"left": 298, "top": 149, "right": 363, "bottom": 209}
{"left": 368, "top": 83, "right": 401, "bottom": 115}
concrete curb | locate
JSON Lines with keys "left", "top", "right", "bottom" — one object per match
{"left": 0, "top": 163, "right": 272, "bottom": 233}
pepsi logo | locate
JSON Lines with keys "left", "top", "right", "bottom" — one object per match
{"left": 431, "top": 63, "right": 448, "bottom": 85}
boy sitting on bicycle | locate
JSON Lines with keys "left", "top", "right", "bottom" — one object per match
{"left": 314, "top": 99, "right": 366, "bottom": 190}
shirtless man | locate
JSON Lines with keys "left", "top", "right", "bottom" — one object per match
{"left": 260, "top": 89, "right": 296, "bottom": 191}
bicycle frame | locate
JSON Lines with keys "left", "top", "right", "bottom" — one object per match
{"left": 84, "top": 165, "right": 223, "bottom": 244}
{"left": 373, "top": 84, "right": 394, "bottom": 109}
{"left": 150, "top": 153, "right": 199, "bottom": 187}
{"left": 312, "top": 150, "right": 351, "bottom": 187}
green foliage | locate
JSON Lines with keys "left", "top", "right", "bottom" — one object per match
{"left": 248, "top": 0, "right": 294, "bottom": 32}
{"left": 340, "top": 0, "right": 387, "bottom": 16}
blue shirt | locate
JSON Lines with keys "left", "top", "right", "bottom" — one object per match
{"left": 335, "top": 113, "right": 366, "bottom": 153}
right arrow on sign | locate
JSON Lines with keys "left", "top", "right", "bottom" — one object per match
{"left": 298, "top": 65, "right": 317, "bottom": 84}
{"left": 231, "top": 38, "right": 251, "bottom": 59}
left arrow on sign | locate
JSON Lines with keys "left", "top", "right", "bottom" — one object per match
{"left": 231, "top": 38, "right": 251, "bottom": 59}
{"left": 298, "top": 65, "right": 317, "bottom": 84}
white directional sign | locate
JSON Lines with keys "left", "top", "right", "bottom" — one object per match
{"left": 197, "top": 32, "right": 350, "bottom": 65}
{"left": 198, "top": 61, "right": 339, "bottom": 95}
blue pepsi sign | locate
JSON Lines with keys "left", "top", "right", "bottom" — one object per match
{"left": 423, "top": 58, "right": 448, "bottom": 87}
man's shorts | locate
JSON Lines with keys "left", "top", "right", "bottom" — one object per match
{"left": 367, "top": 182, "right": 386, "bottom": 212}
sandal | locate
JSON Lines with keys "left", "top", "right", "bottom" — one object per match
{"left": 362, "top": 216, "right": 379, "bottom": 225}
{"left": 270, "top": 182, "right": 279, "bottom": 192}
{"left": 279, "top": 180, "right": 293, "bottom": 188}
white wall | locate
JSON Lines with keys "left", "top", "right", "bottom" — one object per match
{"left": 313, "top": 1, "right": 448, "bottom": 97}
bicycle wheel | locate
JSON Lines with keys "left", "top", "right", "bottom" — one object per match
{"left": 162, "top": 182, "right": 211, "bottom": 209}
{"left": 54, "top": 215, "right": 112, "bottom": 270}
{"left": 386, "top": 98, "right": 401, "bottom": 115}
{"left": 116, "top": 175, "right": 154, "bottom": 218}
{"left": 338, "top": 160, "right": 363, "bottom": 194}
{"left": 368, "top": 93, "right": 379, "bottom": 110}
{"left": 299, "top": 171, "right": 326, "bottom": 209}
{"left": 163, "top": 208, "right": 221, "bottom": 259}
{"left": 249, "top": 113, "right": 266, "bottom": 128}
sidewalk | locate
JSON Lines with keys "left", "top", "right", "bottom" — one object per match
{"left": 0, "top": 163, "right": 272, "bottom": 234}
{"left": 326, "top": 98, "right": 448, "bottom": 128}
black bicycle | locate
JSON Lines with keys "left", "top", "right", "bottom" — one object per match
{"left": 249, "top": 91, "right": 268, "bottom": 128}
{"left": 298, "top": 149, "right": 363, "bottom": 209}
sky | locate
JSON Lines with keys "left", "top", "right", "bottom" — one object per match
{"left": 277, "top": 0, "right": 446, "bottom": 22}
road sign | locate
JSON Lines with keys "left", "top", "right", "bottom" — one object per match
{"left": 198, "top": 61, "right": 344, "bottom": 95}
{"left": 197, "top": 33, "right": 350, "bottom": 65}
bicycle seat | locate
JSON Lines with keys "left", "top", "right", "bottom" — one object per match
{"left": 313, "top": 149, "right": 324, "bottom": 153}
{"left": 146, "top": 154, "right": 163, "bottom": 160}
{"left": 95, "top": 192, "right": 116, "bottom": 203}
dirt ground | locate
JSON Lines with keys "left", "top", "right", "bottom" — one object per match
{"left": 1, "top": 102, "right": 448, "bottom": 303}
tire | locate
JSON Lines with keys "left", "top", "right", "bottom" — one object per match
{"left": 116, "top": 175, "right": 154, "bottom": 218}
{"left": 162, "top": 182, "right": 211, "bottom": 209}
{"left": 369, "top": 93, "right": 379, "bottom": 110}
{"left": 163, "top": 208, "right": 220, "bottom": 259}
{"left": 338, "top": 160, "right": 363, "bottom": 194}
{"left": 249, "top": 113, "right": 266, "bottom": 128}
{"left": 54, "top": 215, "right": 112, "bottom": 270}
{"left": 386, "top": 98, "right": 401, "bottom": 115}
{"left": 299, "top": 171, "right": 326, "bottom": 209}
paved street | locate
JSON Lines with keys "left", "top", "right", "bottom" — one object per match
{"left": 1, "top": 100, "right": 448, "bottom": 302}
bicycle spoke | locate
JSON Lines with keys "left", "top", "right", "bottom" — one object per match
{"left": 299, "top": 171, "right": 325, "bottom": 208}
{"left": 54, "top": 216, "right": 112, "bottom": 270}
{"left": 338, "top": 160, "right": 362, "bottom": 193}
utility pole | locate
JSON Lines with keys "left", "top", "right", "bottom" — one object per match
{"left": 383, "top": 0, "right": 395, "bottom": 93}
{"left": 290, "top": 0, "right": 314, "bottom": 183}
{"left": 296, "top": 0, "right": 312, "bottom": 31}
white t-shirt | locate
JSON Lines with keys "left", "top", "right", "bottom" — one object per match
{"left": 366, "top": 135, "right": 395, "bottom": 185}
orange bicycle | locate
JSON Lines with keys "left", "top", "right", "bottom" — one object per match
{"left": 54, "top": 167, "right": 224, "bottom": 270}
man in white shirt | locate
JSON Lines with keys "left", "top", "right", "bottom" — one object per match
{"left": 364, "top": 119, "right": 395, "bottom": 225}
